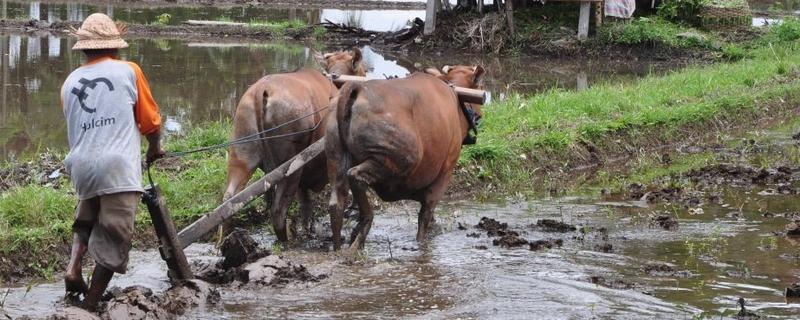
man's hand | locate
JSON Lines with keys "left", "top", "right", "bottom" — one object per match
{"left": 146, "top": 146, "right": 165, "bottom": 165}
{"left": 145, "top": 130, "right": 165, "bottom": 165}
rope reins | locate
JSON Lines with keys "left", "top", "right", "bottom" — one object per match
{"left": 144, "top": 105, "right": 330, "bottom": 188}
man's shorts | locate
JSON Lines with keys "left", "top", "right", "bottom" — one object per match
{"left": 72, "top": 192, "right": 140, "bottom": 274}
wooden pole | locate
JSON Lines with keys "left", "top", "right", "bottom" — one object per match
{"left": 578, "top": 2, "right": 590, "bottom": 40}
{"left": 506, "top": 0, "right": 516, "bottom": 36}
{"left": 594, "top": 1, "right": 603, "bottom": 28}
{"left": 477, "top": 0, "right": 484, "bottom": 14}
{"left": 424, "top": 0, "right": 436, "bottom": 35}
{"left": 142, "top": 185, "right": 194, "bottom": 281}
{"left": 329, "top": 74, "right": 488, "bottom": 105}
{"left": 177, "top": 139, "right": 325, "bottom": 248}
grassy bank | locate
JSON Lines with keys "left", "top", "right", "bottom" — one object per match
{"left": 458, "top": 35, "right": 800, "bottom": 191}
{"left": 4, "top": 22, "right": 800, "bottom": 282}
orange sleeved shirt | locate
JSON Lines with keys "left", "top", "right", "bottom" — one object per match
{"left": 126, "top": 61, "right": 162, "bottom": 135}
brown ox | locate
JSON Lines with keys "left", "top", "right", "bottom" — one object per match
{"left": 224, "top": 48, "right": 366, "bottom": 242}
{"left": 326, "top": 65, "right": 485, "bottom": 251}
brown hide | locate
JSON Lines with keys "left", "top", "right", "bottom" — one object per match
{"left": 225, "top": 69, "right": 334, "bottom": 241}
{"left": 224, "top": 49, "right": 365, "bottom": 242}
{"left": 326, "top": 66, "right": 484, "bottom": 251}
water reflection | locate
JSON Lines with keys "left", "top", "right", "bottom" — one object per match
{"left": 3, "top": 1, "right": 425, "bottom": 33}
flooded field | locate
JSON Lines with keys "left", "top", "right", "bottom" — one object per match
{"left": 2, "top": 186, "right": 799, "bottom": 318}
{"left": 3, "top": 1, "right": 800, "bottom": 319}
{"left": 0, "top": 31, "right": 681, "bottom": 160}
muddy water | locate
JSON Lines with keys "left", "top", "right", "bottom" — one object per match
{"left": 2, "top": 188, "right": 799, "bottom": 318}
{"left": 0, "top": 31, "right": 679, "bottom": 160}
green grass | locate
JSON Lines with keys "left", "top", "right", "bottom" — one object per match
{"left": 597, "top": 17, "right": 717, "bottom": 49}
{"left": 0, "top": 184, "right": 74, "bottom": 254}
{"left": 249, "top": 19, "right": 307, "bottom": 35}
{"left": 459, "top": 40, "right": 800, "bottom": 188}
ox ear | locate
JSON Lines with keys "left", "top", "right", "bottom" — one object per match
{"left": 423, "top": 67, "right": 443, "bottom": 76}
{"left": 423, "top": 67, "right": 447, "bottom": 81}
{"left": 351, "top": 47, "right": 363, "bottom": 68}
{"left": 472, "top": 65, "right": 486, "bottom": 87}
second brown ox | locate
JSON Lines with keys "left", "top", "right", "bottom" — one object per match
{"left": 224, "top": 49, "right": 366, "bottom": 242}
{"left": 326, "top": 65, "right": 485, "bottom": 251}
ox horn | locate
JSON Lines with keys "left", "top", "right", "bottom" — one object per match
{"left": 442, "top": 65, "right": 452, "bottom": 74}
{"left": 323, "top": 53, "right": 335, "bottom": 59}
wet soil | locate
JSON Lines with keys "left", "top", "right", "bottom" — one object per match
{"left": 0, "top": 151, "right": 64, "bottom": 191}
{"left": 532, "top": 219, "right": 577, "bottom": 232}
{"left": 650, "top": 213, "right": 680, "bottom": 230}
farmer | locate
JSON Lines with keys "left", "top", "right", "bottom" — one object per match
{"left": 60, "top": 13, "right": 164, "bottom": 311}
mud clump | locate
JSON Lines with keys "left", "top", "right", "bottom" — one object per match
{"left": 594, "top": 243, "right": 614, "bottom": 253}
{"left": 492, "top": 232, "right": 528, "bottom": 248}
{"left": 650, "top": 214, "right": 679, "bottom": 230}
{"left": 532, "top": 219, "right": 576, "bottom": 233}
{"left": 476, "top": 217, "right": 509, "bottom": 236}
{"left": 241, "top": 255, "right": 323, "bottom": 286}
{"left": 219, "top": 228, "right": 268, "bottom": 269}
{"left": 686, "top": 164, "right": 797, "bottom": 186}
{"left": 49, "top": 280, "right": 218, "bottom": 320}
{"left": 786, "top": 221, "right": 800, "bottom": 237}
{"left": 589, "top": 275, "right": 637, "bottom": 290}
{"left": 643, "top": 263, "right": 693, "bottom": 278}
{"left": 195, "top": 230, "right": 270, "bottom": 284}
{"left": 529, "top": 239, "right": 563, "bottom": 251}
{"left": 786, "top": 283, "right": 800, "bottom": 298}
{"left": 627, "top": 183, "right": 646, "bottom": 199}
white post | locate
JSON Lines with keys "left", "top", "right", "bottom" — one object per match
{"left": 578, "top": 2, "right": 590, "bottom": 40}
{"left": 576, "top": 71, "right": 588, "bottom": 91}
{"left": 425, "top": 0, "right": 437, "bottom": 35}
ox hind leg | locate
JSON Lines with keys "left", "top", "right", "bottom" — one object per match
{"left": 346, "top": 159, "right": 386, "bottom": 254}
{"left": 271, "top": 172, "right": 302, "bottom": 243}
{"left": 347, "top": 179, "right": 374, "bottom": 255}
{"left": 298, "top": 188, "right": 315, "bottom": 238}
{"left": 416, "top": 171, "right": 453, "bottom": 242}
{"left": 328, "top": 174, "right": 348, "bottom": 250}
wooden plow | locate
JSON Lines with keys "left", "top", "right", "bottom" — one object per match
{"left": 145, "top": 77, "right": 488, "bottom": 281}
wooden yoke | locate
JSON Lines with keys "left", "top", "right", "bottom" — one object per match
{"left": 328, "top": 74, "right": 488, "bottom": 105}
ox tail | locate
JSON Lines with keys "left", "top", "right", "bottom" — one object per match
{"left": 336, "top": 82, "right": 361, "bottom": 178}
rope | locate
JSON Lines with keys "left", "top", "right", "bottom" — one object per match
{"left": 144, "top": 105, "right": 329, "bottom": 188}
{"left": 164, "top": 105, "right": 329, "bottom": 158}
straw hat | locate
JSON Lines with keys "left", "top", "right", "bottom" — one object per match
{"left": 71, "top": 13, "right": 129, "bottom": 50}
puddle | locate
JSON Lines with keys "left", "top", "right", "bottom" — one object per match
{"left": 753, "top": 17, "right": 783, "bottom": 27}
{"left": 3, "top": 188, "right": 800, "bottom": 318}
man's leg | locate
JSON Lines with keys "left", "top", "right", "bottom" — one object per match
{"left": 81, "top": 264, "right": 114, "bottom": 311}
{"left": 65, "top": 199, "right": 99, "bottom": 295}
{"left": 64, "top": 234, "right": 89, "bottom": 294}
{"left": 81, "top": 192, "right": 139, "bottom": 311}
